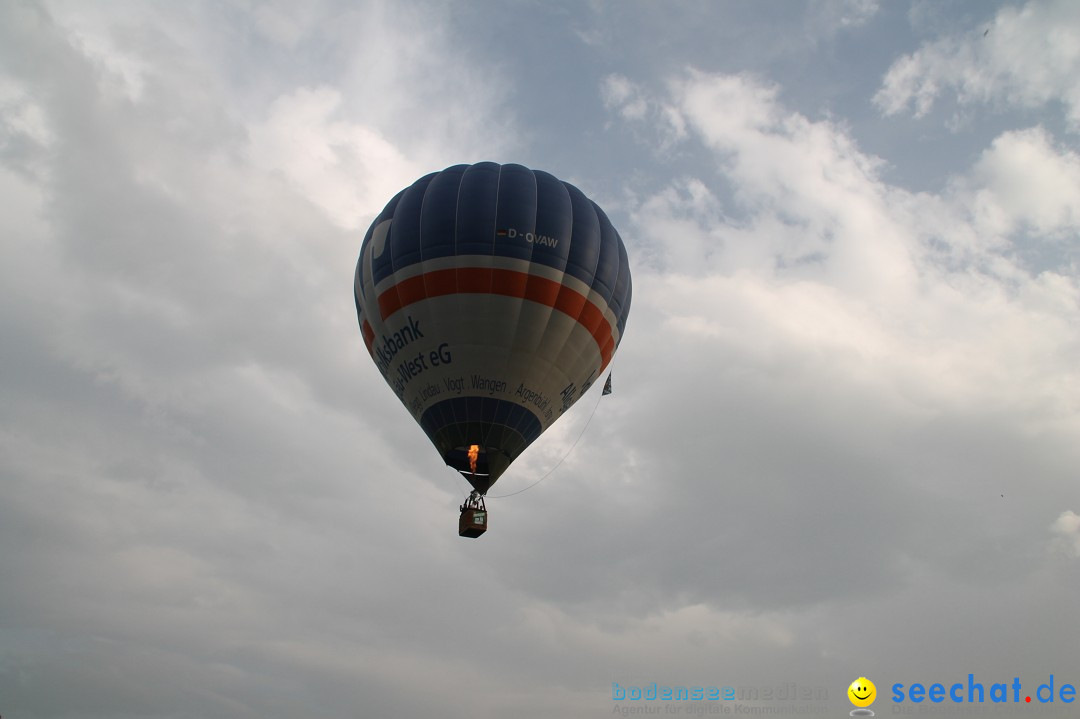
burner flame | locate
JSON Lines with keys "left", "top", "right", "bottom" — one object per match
{"left": 467, "top": 444, "right": 480, "bottom": 474}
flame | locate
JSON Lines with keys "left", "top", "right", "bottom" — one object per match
{"left": 467, "top": 444, "right": 480, "bottom": 474}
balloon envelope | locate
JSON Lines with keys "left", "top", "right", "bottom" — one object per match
{"left": 354, "top": 163, "right": 631, "bottom": 493}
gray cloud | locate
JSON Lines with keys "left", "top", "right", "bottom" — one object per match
{"left": 3, "top": 2, "right": 1079, "bottom": 718}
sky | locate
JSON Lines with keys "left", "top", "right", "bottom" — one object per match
{"left": 2, "top": 1, "right": 1080, "bottom": 717}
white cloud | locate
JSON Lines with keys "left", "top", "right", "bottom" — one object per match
{"left": 614, "top": 71, "right": 1079, "bottom": 429}
{"left": 602, "top": 74, "right": 1080, "bottom": 609}
{"left": 649, "top": 71, "right": 915, "bottom": 303}
{"left": 601, "top": 74, "right": 648, "bottom": 121}
{"left": 807, "top": 0, "right": 881, "bottom": 33}
{"left": 247, "top": 86, "right": 421, "bottom": 228}
{"left": 239, "top": 2, "right": 517, "bottom": 230}
{"left": 951, "top": 126, "right": 1080, "bottom": 239}
{"left": 251, "top": 0, "right": 332, "bottom": 49}
{"left": 874, "top": 0, "right": 1080, "bottom": 129}
{"left": 0, "top": 76, "right": 54, "bottom": 148}
{"left": 328, "top": 1, "right": 517, "bottom": 163}
{"left": 1050, "top": 510, "right": 1080, "bottom": 557}
{"left": 41, "top": 0, "right": 153, "bottom": 102}
{"left": 601, "top": 73, "right": 687, "bottom": 150}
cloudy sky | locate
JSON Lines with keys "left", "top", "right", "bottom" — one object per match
{"left": 3, "top": 0, "right": 1080, "bottom": 717}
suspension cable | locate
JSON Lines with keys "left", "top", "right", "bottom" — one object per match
{"left": 485, "top": 378, "right": 607, "bottom": 500}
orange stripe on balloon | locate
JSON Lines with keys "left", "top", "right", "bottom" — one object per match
{"left": 376, "top": 268, "right": 616, "bottom": 369}
{"left": 361, "top": 319, "right": 375, "bottom": 355}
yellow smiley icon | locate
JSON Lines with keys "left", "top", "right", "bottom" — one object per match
{"left": 848, "top": 677, "right": 876, "bottom": 708}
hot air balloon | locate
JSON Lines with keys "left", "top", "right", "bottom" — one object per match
{"left": 354, "top": 163, "right": 632, "bottom": 536}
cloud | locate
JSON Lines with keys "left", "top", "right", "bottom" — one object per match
{"left": 0, "top": 3, "right": 523, "bottom": 715}
{"left": 601, "top": 74, "right": 649, "bottom": 122}
{"left": 1050, "top": 510, "right": 1080, "bottom": 557}
{"left": 601, "top": 73, "right": 687, "bottom": 150}
{"left": 950, "top": 126, "right": 1080, "bottom": 240}
{"left": 4, "top": 2, "right": 1080, "bottom": 715}
{"left": 874, "top": 0, "right": 1080, "bottom": 129}
{"left": 667, "top": 72, "right": 913, "bottom": 298}
{"left": 806, "top": 0, "right": 881, "bottom": 34}
{"left": 247, "top": 86, "right": 422, "bottom": 228}
{"left": 587, "top": 68, "right": 1080, "bottom": 622}
{"left": 613, "top": 71, "right": 1079, "bottom": 414}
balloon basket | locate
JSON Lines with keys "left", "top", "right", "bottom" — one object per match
{"left": 459, "top": 508, "right": 488, "bottom": 538}
{"left": 458, "top": 490, "right": 487, "bottom": 538}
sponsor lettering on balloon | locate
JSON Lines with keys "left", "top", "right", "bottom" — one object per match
{"left": 373, "top": 315, "right": 425, "bottom": 374}
{"left": 514, "top": 382, "right": 554, "bottom": 421}
{"left": 471, "top": 374, "right": 507, "bottom": 395}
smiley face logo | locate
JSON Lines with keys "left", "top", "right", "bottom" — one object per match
{"left": 848, "top": 677, "right": 876, "bottom": 708}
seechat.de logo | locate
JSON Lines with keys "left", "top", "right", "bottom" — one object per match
{"left": 848, "top": 677, "right": 876, "bottom": 716}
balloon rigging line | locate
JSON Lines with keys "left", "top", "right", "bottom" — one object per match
{"left": 485, "top": 377, "right": 607, "bottom": 500}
